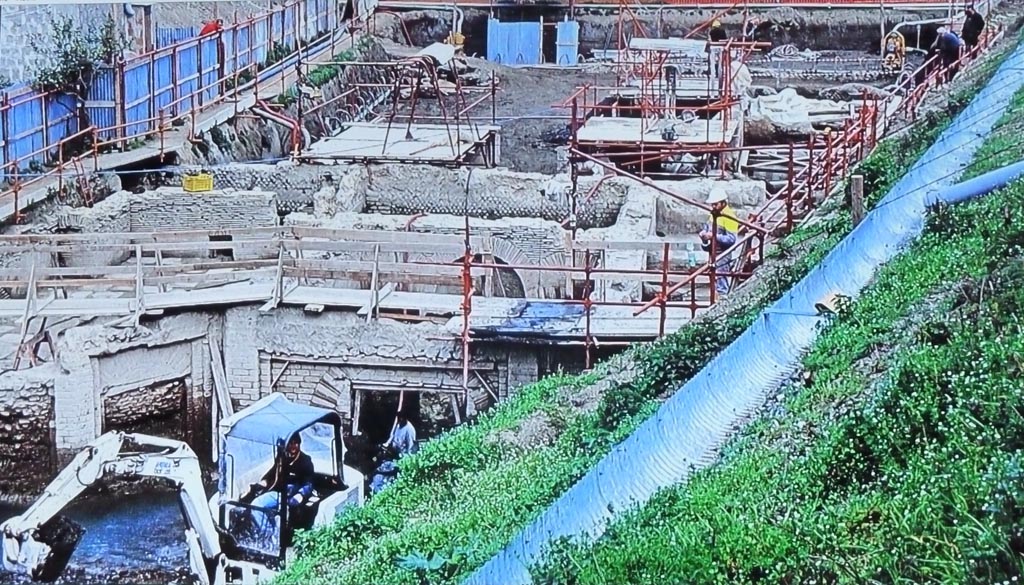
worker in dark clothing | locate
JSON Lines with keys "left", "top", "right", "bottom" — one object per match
{"left": 962, "top": 7, "right": 986, "bottom": 49}
{"left": 709, "top": 20, "right": 727, "bottom": 43}
{"left": 932, "top": 27, "right": 964, "bottom": 82}
{"left": 250, "top": 434, "right": 315, "bottom": 534}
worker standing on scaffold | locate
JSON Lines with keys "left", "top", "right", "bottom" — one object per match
{"left": 709, "top": 20, "right": 727, "bottom": 43}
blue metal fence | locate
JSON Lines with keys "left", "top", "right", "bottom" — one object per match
{"left": 156, "top": 27, "right": 199, "bottom": 49}
{"left": 556, "top": 21, "right": 580, "bottom": 66}
{"left": 1, "top": 0, "right": 343, "bottom": 181}
{"left": 486, "top": 19, "right": 542, "bottom": 66}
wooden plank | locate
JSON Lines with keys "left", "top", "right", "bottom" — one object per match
{"left": 270, "top": 360, "right": 292, "bottom": 389}
{"left": 365, "top": 244, "right": 380, "bottom": 323}
{"left": 133, "top": 244, "right": 144, "bottom": 327}
{"left": 352, "top": 389, "right": 362, "bottom": 435}
{"left": 357, "top": 282, "right": 395, "bottom": 317}
{"left": 209, "top": 340, "right": 234, "bottom": 418}
{"left": 266, "top": 353, "right": 497, "bottom": 372}
{"left": 283, "top": 267, "right": 465, "bottom": 286}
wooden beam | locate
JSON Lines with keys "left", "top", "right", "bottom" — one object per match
{"left": 270, "top": 360, "right": 292, "bottom": 389}
{"left": 133, "top": 244, "right": 144, "bottom": 327}
{"left": 358, "top": 282, "right": 395, "bottom": 318}
{"left": 209, "top": 340, "right": 234, "bottom": 418}
{"left": 352, "top": 389, "right": 362, "bottom": 436}
{"left": 365, "top": 244, "right": 380, "bottom": 324}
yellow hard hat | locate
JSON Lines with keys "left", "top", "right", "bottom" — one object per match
{"left": 712, "top": 20, "right": 722, "bottom": 27}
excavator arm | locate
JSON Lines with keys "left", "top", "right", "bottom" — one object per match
{"left": 0, "top": 432, "right": 226, "bottom": 584}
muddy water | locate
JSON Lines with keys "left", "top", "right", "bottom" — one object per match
{"left": 0, "top": 493, "right": 192, "bottom": 585}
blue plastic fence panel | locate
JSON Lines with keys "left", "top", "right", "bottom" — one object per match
{"left": 486, "top": 19, "right": 541, "bottom": 65}
{"left": 556, "top": 21, "right": 580, "bottom": 66}
{"left": 200, "top": 37, "right": 221, "bottom": 102}
{"left": 177, "top": 42, "right": 202, "bottom": 113}
{"left": 222, "top": 28, "right": 237, "bottom": 75}
{"left": 85, "top": 67, "right": 117, "bottom": 141}
{"left": 46, "top": 93, "right": 79, "bottom": 153}
{"left": 123, "top": 61, "right": 153, "bottom": 138}
{"left": 153, "top": 53, "right": 176, "bottom": 118}
{"left": 254, "top": 19, "right": 269, "bottom": 66}
{"left": 236, "top": 24, "right": 252, "bottom": 70}
{"left": 157, "top": 26, "right": 199, "bottom": 48}
{"left": 283, "top": 5, "right": 296, "bottom": 47}
{"left": 5, "top": 88, "right": 45, "bottom": 173}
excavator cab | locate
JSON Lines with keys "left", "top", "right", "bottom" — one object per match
{"left": 215, "top": 394, "right": 364, "bottom": 567}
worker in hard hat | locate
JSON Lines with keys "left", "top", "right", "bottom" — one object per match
{"left": 709, "top": 20, "right": 727, "bottom": 43}
{"left": 698, "top": 185, "right": 740, "bottom": 295}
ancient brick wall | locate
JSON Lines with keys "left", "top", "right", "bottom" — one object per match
{"left": 129, "top": 187, "right": 278, "bottom": 232}
{"left": 0, "top": 366, "right": 56, "bottom": 494}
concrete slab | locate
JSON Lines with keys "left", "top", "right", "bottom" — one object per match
{"left": 300, "top": 122, "right": 499, "bottom": 163}
{"left": 577, "top": 115, "right": 740, "bottom": 145}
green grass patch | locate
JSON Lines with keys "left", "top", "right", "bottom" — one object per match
{"left": 275, "top": 34, "right": 1018, "bottom": 585}
{"left": 531, "top": 77, "right": 1024, "bottom": 585}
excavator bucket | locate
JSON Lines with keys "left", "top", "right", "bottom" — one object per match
{"left": 21, "top": 516, "right": 84, "bottom": 583}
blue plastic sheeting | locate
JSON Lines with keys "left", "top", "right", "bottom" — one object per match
{"left": 487, "top": 19, "right": 542, "bottom": 65}
{"left": 474, "top": 301, "right": 585, "bottom": 338}
{"left": 225, "top": 394, "right": 341, "bottom": 445}
{"left": 464, "top": 39, "right": 1024, "bottom": 585}
{"left": 556, "top": 21, "right": 580, "bottom": 66}
{"left": 156, "top": 27, "right": 199, "bottom": 49}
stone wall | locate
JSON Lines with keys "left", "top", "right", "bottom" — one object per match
{"left": 654, "top": 176, "right": 768, "bottom": 236}
{"left": 0, "top": 365, "right": 56, "bottom": 495}
{"left": 168, "top": 162, "right": 333, "bottom": 212}
{"left": 129, "top": 187, "right": 278, "bottom": 232}
{"left": 0, "top": 2, "right": 267, "bottom": 84}
{"left": 103, "top": 379, "right": 185, "bottom": 433}
{"left": 577, "top": 186, "right": 657, "bottom": 303}
{"left": 0, "top": 5, "right": 106, "bottom": 83}
{"left": 53, "top": 313, "right": 219, "bottom": 460}
{"left": 350, "top": 166, "right": 627, "bottom": 229}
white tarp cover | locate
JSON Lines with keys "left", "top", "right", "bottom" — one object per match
{"left": 747, "top": 88, "right": 851, "bottom": 135}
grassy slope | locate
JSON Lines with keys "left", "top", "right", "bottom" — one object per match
{"left": 275, "top": 39, "right": 1018, "bottom": 585}
{"left": 532, "top": 65, "right": 1024, "bottom": 585}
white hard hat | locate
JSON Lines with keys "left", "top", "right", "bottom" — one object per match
{"left": 706, "top": 186, "right": 728, "bottom": 204}
{"left": 937, "top": 26, "right": 948, "bottom": 34}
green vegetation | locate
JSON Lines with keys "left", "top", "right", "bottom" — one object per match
{"left": 272, "top": 40, "right": 370, "bottom": 106}
{"left": 532, "top": 74, "right": 1024, "bottom": 585}
{"left": 278, "top": 32, "right": 1020, "bottom": 585}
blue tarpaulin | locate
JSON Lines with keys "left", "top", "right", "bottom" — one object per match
{"left": 225, "top": 394, "right": 340, "bottom": 445}
{"left": 474, "top": 301, "right": 585, "bottom": 337}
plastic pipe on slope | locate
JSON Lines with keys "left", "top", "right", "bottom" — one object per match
{"left": 465, "top": 39, "right": 1024, "bottom": 585}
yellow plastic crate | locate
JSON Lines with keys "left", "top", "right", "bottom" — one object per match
{"left": 183, "top": 172, "right": 214, "bottom": 193}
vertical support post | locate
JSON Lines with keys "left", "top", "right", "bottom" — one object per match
{"left": 842, "top": 118, "right": 851, "bottom": 175}
{"left": 460, "top": 217, "right": 473, "bottom": 413}
{"left": 851, "top": 174, "right": 865, "bottom": 227}
{"left": 786, "top": 141, "right": 795, "bottom": 231}
{"left": 583, "top": 249, "right": 593, "bottom": 370}
{"left": 709, "top": 212, "right": 718, "bottom": 306}
{"left": 807, "top": 132, "right": 816, "bottom": 190}
{"left": 658, "top": 243, "right": 669, "bottom": 338}
{"left": 824, "top": 130, "right": 833, "bottom": 197}
{"left": 366, "top": 244, "right": 380, "bottom": 324}
{"left": 134, "top": 244, "right": 144, "bottom": 327}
